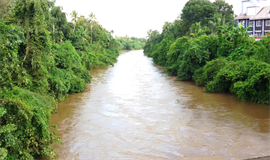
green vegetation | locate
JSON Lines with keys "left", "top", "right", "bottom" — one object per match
{"left": 144, "top": 0, "right": 270, "bottom": 104}
{"left": 0, "top": 0, "right": 121, "bottom": 159}
{"left": 116, "top": 36, "right": 146, "bottom": 50}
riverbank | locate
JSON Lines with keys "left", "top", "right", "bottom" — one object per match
{"left": 144, "top": 27, "right": 270, "bottom": 105}
{"left": 143, "top": 0, "right": 269, "bottom": 105}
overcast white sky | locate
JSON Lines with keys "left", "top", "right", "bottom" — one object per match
{"left": 54, "top": 0, "right": 268, "bottom": 38}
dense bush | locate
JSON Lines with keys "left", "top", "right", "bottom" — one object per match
{"left": 205, "top": 60, "right": 270, "bottom": 104}
{"left": 216, "top": 25, "right": 255, "bottom": 60}
{"left": 193, "top": 58, "right": 228, "bottom": 86}
{"left": 143, "top": 30, "right": 163, "bottom": 56}
{"left": 165, "top": 35, "right": 218, "bottom": 80}
{"left": 177, "top": 35, "right": 218, "bottom": 80}
{"left": 166, "top": 37, "right": 189, "bottom": 76}
{"left": 0, "top": 87, "right": 60, "bottom": 159}
{"left": 47, "top": 41, "right": 91, "bottom": 100}
{"left": 152, "top": 36, "right": 174, "bottom": 66}
{"left": 251, "top": 36, "right": 270, "bottom": 64}
{"left": 0, "top": 23, "right": 28, "bottom": 89}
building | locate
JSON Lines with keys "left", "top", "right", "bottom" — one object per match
{"left": 234, "top": 0, "right": 270, "bottom": 40}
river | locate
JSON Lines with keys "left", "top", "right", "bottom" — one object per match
{"left": 50, "top": 50, "right": 270, "bottom": 160}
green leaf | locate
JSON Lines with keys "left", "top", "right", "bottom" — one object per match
{"left": 0, "top": 107, "right": 6, "bottom": 117}
{"left": 0, "top": 124, "right": 17, "bottom": 133}
{"left": 0, "top": 148, "right": 8, "bottom": 160}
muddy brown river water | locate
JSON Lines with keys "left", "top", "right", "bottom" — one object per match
{"left": 50, "top": 50, "right": 270, "bottom": 160}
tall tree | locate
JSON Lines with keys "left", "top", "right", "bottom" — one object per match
{"left": 213, "top": 0, "right": 234, "bottom": 25}
{"left": 162, "top": 22, "right": 173, "bottom": 35}
{"left": 186, "top": 22, "right": 210, "bottom": 37}
{"left": 88, "top": 12, "right": 96, "bottom": 44}
{"left": 181, "top": 0, "right": 217, "bottom": 34}
{"left": 70, "top": 10, "right": 78, "bottom": 33}
{"left": 208, "top": 13, "right": 228, "bottom": 33}
{"left": 147, "top": 29, "right": 153, "bottom": 41}
{"left": 50, "top": 6, "right": 68, "bottom": 43}
{"left": 13, "top": 0, "right": 53, "bottom": 84}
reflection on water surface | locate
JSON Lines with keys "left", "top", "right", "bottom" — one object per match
{"left": 51, "top": 50, "right": 270, "bottom": 160}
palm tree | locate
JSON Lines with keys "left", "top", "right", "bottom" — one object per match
{"left": 146, "top": 29, "right": 153, "bottom": 41}
{"left": 187, "top": 22, "right": 203, "bottom": 37}
{"left": 88, "top": 12, "right": 96, "bottom": 44}
{"left": 70, "top": 10, "right": 78, "bottom": 34}
{"left": 77, "top": 15, "right": 86, "bottom": 26}
{"left": 162, "top": 22, "right": 172, "bottom": 34}
{"left": 209, "top": 14, "right": 227, "bottom": 33}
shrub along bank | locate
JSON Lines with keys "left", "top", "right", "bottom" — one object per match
{"left": 144, "top": 0, "right": 269, "bottom": 104}
{"left": 0, "top": 0, "right": 120, "bottom": 159}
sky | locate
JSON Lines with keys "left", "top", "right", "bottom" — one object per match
{"left": 54, "top": 0, "right": 269, "bottom": 38}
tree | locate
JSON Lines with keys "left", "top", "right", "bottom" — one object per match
{"left": 213, "top": 0, "right": 234, "bottom": 25}
{"left": 13, "top": 0, "right": 52, "bottom": 83}
{"left": 88, "top": 12, "right": 96, "bottom": 44}
{"left": 217, "top": 23, "right": 250, "bottom": 49}
{"left": 181, "top": 0, "right": 217, "bottom": 33}
{"left": 208, "top": 13, "right": 228, "bottom": 33}
{"left": 70, "top": 10, "right": 79, "bottom": 33}
{"left": 162, "top": 22, "right": 172, "bottom": 34}
{"left": 187, "top": 22, "right": 208, "bottom": 37}
{"left": 50, "top": 6, "right": 68, "bottom": 43}
{"left": 147, "top": 29, "right": 153, "bottom": 40}
{"left": 115, "top": 36, "right": 146, "bottom": 50}
{"left": 0, "top": 0, "right": 15, "bottom": 20}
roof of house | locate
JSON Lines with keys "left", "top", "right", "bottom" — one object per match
{"left": 234, "top": 6, "right": 270, "bottom": 20}
{"left": 250, "top": 6, "right": 270, "bottom": 20}
{"left": 234, "top": 13, "right": 251, "bottom": 20}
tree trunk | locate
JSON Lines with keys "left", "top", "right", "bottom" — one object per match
{"left": 91, "top": 24, "right": 93, "bottom": 44}
{"left": 21, "top": 46, "right": 29, "bottom": 67}
{"left": 73, "top": 24, "right": 76, "bottom": 34}
{"left": 21, "top": 16, "right": 30, "bottom": 67}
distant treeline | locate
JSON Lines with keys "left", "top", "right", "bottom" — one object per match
{"left": 116, "top": 36, "right": 146, "bottom": 50}
{"left": 0, "top": 0, "right": 121, "bottom": 159}
{"left": 144, "top": 0, "right": 270, "bottom": 104}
